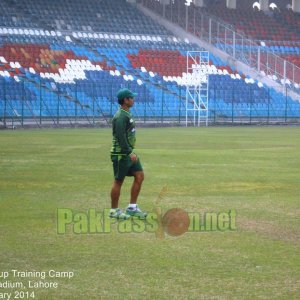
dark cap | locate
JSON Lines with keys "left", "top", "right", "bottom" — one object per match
{"left": 117, "top": 88, "right": 137, "bottom": 100}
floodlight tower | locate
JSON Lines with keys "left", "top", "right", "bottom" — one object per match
{"left": 185, "top": 51, "right": 209, "bottom": 126}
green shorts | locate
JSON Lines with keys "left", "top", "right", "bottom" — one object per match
{"left": 111, "top": 155, "right": 143, "bottom": 181}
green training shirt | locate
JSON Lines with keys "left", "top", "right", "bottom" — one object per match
{"left": 111, "top": 108, "right": 136, "bottom": 156}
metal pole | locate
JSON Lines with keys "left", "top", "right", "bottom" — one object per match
{"left": 217, "top": 23, "right": 219, "bottom": 46}
{"left": 285, "top": 86, "right": 288, "bottom": 123}
{"left": 186, "top": 51, "right": 189, "bottom": 127}
{"left": 3, "top": 80, "right": 6, "bottom": 127}
{"left": 194, "top": 87, "right": 196, "bottom": 126}
{"left": 209, "top": 18, "right": 212, "bottom": 44}
{"left": 179, "top": 86, "right": 181, "bottom": 123}
{"left": 200, "top": 13, "right": 203, "bottom": 39}
{"left": 293, "top": 65, "right": 295, "bottom": 83}
{"left": 198, "top": 90, "right": 200, "bottom": 127}
{"left": 185, "top": 4, "right": 188, "bottom": 31}
{"left": 144, "top": 84, "right": 146, "bottom": 124}
{"left": 178, "top": 0, "right": 180, "bottom": 25}
{"left": 266, "top": 52, "right": 269, "bottom": 76}
{"left": 39, "top": 78, "right": 42, "bottom": 125}
{"left": 241, "top": 36, "right": 244, "bottom": 63}
{"left": 249, "top": 42, "right": 252, "bottom": 67}
{"left": 57, "top": 92, "right": 60, "bottom": 125}
{"left": 110, "top": 82, "right": 113, "bottom": 118}
{"left": 283, "top": 60, "right": 287, "bottom": 86}
{"left": 233, "top": 31, "right": 236, "bottom": 59}
{"left": 193, "top": 94, "right": 196, "bottom": 127}
{"left": 250, "top": 87, "right": 252, "bottom": 124}
{"left": 75, "top": 82, "right": 78, "bottom": 124}
{"left": 193, "top": 6, "right": 196, "bottom": 35}
{"left": 206, "top": 90, "right": 209, "bottom": 127}
{"left": 21, "top": 80, "right": 24, "bottom": 126}
{"left": 185, "top": 85, "right": 188, "bottom": 127}
{"left": 92, "top": 83, "right": 95, "bottom": 126}
{"left": 258, "top": 46, "right": 261, "bottom": 72}
{"left": 232, "top": 85, "right": 234, "bottom": 124}
{"left": 267, "top": 87, "right": 270, "bottom": 124}
{"left": 214, "top": 86, "right": 216, "bottom": 124}
{"left": 161, "top": 88, "right": 164, "bottom": 123}
{"left": 225, "top": 27, "right": 227, "bottom": 52}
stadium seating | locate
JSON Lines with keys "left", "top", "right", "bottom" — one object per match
{"left": 0, "top": 0, "right": 300, "bottom": 122}
{"left": 0, "top": 0, "right": 170, "bottom": 35}
{"left": 158, "top": 0, "right": 300, "bottom": 69}
{"left": 198, "top": 0, "right": 300, "bottom": 68}
{"left": 193, "top": 0, "right": 300, "bottom": 42}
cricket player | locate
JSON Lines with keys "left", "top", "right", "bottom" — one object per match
{"left": 109, "top": 88, "right": 147, "bottom": 219}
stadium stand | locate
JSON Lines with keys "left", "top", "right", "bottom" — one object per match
{"left": 200, "top": 0, "right": 299, "bottom": 41}
{"left": 0, "top": 0, "right": 300, "bottom": 126}
{"left": 191, "top": 0, "right": 300, "bottom": 67}
{"left": 0, "top": 0, "right": 170, "bottom": 35}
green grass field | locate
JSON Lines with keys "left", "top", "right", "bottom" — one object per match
{"left": 0, "top": 127, "right": 299, "bottom": 299}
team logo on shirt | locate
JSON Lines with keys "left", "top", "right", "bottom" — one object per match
{"left": 130, "top": 119, "right": 133, "bottom": 123}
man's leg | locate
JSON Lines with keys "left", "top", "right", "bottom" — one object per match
{"left": 109, "top": 156, "right": 131, "bottom": 219}
{"left": 130, "top": 171, "right": 144, "bottom": 204}
{"left": 126, "top": 171, "right": 147, "bottom": 219}
{"left": 110, "top": 179, "right": 124, "bottom": 208}
{"left": 109, "top": 179, "right": 129, "bottom": 219}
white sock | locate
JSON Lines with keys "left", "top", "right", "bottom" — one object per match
{"left": 128, "top": 204, "right": 137, "bottom": 209}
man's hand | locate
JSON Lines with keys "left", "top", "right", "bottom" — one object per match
{"left": 130, "top": 153, "right": 138, "bottom": 163}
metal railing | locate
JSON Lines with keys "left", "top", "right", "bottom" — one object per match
{"left": 1, "top": 80, "right": 299, "bottom": 128}
{"left": 142, "top": 0, "right": 300, "bottom": 88}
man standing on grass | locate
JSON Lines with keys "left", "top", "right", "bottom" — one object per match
{"left": 109, "top": 88, "right": 147, "bottom": 220}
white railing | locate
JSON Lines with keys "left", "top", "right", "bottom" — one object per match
{"left": 143, "top": 0, "right": 300, "bottom": 89}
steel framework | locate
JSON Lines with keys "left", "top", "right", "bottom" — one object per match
{"left": 186, "top": 50, "right": 209, "bottom": 126}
